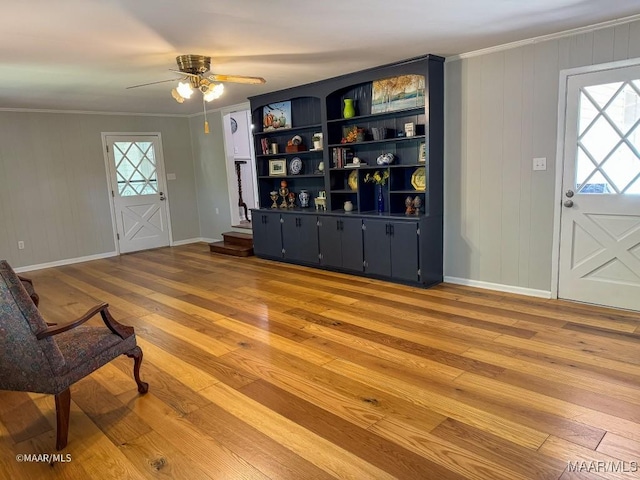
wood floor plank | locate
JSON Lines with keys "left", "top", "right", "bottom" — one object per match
{"left": 240, "top": 379, "right": 467, "bottom": 480}
{"left": 197, "top": 381, "right": 398, "bottom": 480}
{"left": 4, "top": 243, "right": 639, "bottom": 479}
{"left": 539, "top": 436, "right": 637, "bottom": 480}
{"left": 117, "top": 390, "right": 272, "bottom": 479}
{"left": 323, "top": 357, "right": 549, "bottom": 449}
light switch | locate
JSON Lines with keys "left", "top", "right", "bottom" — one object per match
{"left": 533, "top": 157, "right": 547, "bottom": 171}
{"left": 167, "top": 173, "right": 177, "bottom": 180}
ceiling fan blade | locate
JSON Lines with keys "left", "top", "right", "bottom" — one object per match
{"left": 208, "top": 74, "right": 266, "bottom": 84}
{"left": 169, "top": 69, "right": 200, "bottom": 78}
{"left": 126, "top": 78, "right": 183, "bottom": 89}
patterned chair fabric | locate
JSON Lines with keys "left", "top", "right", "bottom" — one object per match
{"left": 0, "top": 260, "right": 147, "bottom": 449}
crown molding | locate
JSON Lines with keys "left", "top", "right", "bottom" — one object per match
{"left": 0, "top": 107, "right": 189, "bottom": 117}
{"left": 447, "top": 14, "right": 640, "bottom": 61}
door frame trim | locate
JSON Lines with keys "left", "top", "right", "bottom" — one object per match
{"left": 100, "top": 132, "right": 174, "bottom": 255}
{"left": 220, "top": 102, "right": 259, "bottom": 226}
{"left": 551, "top": 57, "right": 640, "bottom": 299}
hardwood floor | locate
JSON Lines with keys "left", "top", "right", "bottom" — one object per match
{"left": 1, "top": 243, "right": 639, "bottom": 479}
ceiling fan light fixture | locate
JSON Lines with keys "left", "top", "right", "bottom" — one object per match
{"left": 176, "top": 81, "right": 194, "bottom": 99}
{"left": 203, "top": 83, "right": 224, "bottom": 102}
{"left": 171, "top": 88, "right": 185, "bottom": 103}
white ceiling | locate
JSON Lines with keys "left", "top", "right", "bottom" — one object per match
{"left": 1, "top": 0, "right": 639, "bottom": 116}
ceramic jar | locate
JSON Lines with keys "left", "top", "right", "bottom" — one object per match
{"left": 299, "top": 190, "right": 310, "bottom": 208}
{"left": 344, "top": 200, "right": 353, "bottom": 212}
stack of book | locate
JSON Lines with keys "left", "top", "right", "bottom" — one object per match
{"left": 332, "top": 147, "right": 353, "bottom": 168}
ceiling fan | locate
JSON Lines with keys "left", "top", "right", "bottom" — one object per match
{"left": 127, "top": 54, "right": 266, "bottom": 103}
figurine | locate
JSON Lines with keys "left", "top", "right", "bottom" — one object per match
{"left": 270, "top": 191, "right": 279, "bottom": 209}
{"left": 412, "top": 196, "right": 422, "bottom": 215}
{"left": 287, "top": 191, "right": 296, "bottom": 208}
{"left": 405, "top": 196, "right": 415, "bottom": 215}
{"left": 278, "top": 180, "right": 289, "bottom": 208}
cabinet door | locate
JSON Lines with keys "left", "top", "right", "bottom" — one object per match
{"left": 390, "top": 221, "right": 419, "bottom": 282}
{"left": 282, "top": 215, "right": 319, "bottom": 264}
{"left": 363, "top": 219, "right": 391, "bottom": 277}
{"left": 340, "top": 217, "right": 364, "bottom": 272}
{"left": 253, "top": 212, "right": 282, "bottom": 258}
{"left": 318, "top": 216, "right": 343, "bottom": 268}
{"left": 296, "top": 215, "right": 319, "bottom": 264}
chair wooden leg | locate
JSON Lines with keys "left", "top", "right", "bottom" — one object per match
{"left": 54, "top": 388, "right": 71, "bottom": 450}
{"left": 126, "top": 346, "right": 149, "bottom": 394}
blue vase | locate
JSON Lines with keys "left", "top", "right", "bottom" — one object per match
{"left": 377, "top": 185, "right": 384, "bottom": 213}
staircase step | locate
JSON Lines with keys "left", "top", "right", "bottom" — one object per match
{"left": 221, "top": 231, "right": 254, "bottom": 247}
{"left": 209, "top": 241, "right": 254, "bottom": 257}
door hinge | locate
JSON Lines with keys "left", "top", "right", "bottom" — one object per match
{"left": 111, "top": 190, "right": 115, "bottom": 197}
{"left": 105, "top": 145, "right": 109, "bottom": 153}
{"left": 116, "top": 233, "right": 120, "bottom": 240}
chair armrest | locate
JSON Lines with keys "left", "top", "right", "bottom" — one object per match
{"left": 36, "top": 302, "right": 133, "bottom": 340}
{"left": 17, "top": 275, "right": 34, "bottom": 286}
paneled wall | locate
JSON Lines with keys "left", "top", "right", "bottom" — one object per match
{"left": 189, "top": 112, "right": 232, "bottom": 241}
{"left": 445, "top": 19, "right": 640, "bottom": 292}
{"left": 0, "top": 111, "right": 199, "bottom": 268}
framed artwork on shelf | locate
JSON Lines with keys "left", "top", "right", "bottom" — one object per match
{"left": 263, "top": 102, "right": 292, "bottom": 131}
{"left": 269, "top": 159, "right": 287, "bottom": 176}
{"left": 418, "top": 142, "right": 426, "bottom": 162}
{"left": 371, "top": 75, "right": 425, "bottom": 114}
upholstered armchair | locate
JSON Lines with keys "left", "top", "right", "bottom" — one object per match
{"left": 0, "top": 260, "right": 148, "bottom": 450}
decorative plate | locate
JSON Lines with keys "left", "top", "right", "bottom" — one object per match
{"left": 348, "top": 170, "right": 358, "bottom": 190}
{"left": 411, "top": 167, "right": 426, "bottom": 191}
{"left": 290, "top": 157, "right": 303, "bottom": 175}
{"left": 291, "top": 134, "right": 303, "bottom": 145}
{"left": 230, "top": 117, "right": 238, "bottom": 133}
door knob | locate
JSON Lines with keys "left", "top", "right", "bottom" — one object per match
{"left": 565, "top": 190, "right": 574, "bottom": 198}
{"left": 159, "top": 191, "right": 166, "bottom": 201}
{"left": 564, "top": 199, "right": 574, "bottom": 208}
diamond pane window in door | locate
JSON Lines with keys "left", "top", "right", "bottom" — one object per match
{"left": 114, "top": 141, "right": 158, "bottom": 196}
{"left": 576, "top": 81, "right": 640, "bottom": 195}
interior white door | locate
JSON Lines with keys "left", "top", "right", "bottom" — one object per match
{"left": 105, "top": 135, "right": 171, "bottom": 254}
{"left": 558, "top": 64, "right": 640, "bottom": 311}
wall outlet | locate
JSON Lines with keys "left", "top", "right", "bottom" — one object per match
{"left": 18, "top": 241, "right": 25, "bottom": 250}
{"left": 215, "top": 208, "right": 219, "bottom": 214}
{"left": 533, "top": 157, "right": 547, "bottom": 171}
{"left": 166, "top": 173, "right": 177, "bottom": 180}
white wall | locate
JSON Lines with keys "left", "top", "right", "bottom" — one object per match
{"left": 0, "top": 111, "right": 199, "bottom": 268}
{"left": 445, "top": 19, "right": 640, "bottom": 292}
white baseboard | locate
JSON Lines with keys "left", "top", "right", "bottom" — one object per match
{"left": 444, "top": 276, "right": 552, "bottom": 299}
{"left": 14, "top": 251, "right": 118, "bottom": 273}
{"left": 171, "top": 237, "right": 215, "bottom": 246}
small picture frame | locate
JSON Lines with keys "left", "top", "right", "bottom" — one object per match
{"left": 269, "top": 159, "right": 287, "bottom": 176}
{"left": 404, "top": 122, "right": 415, "bottom": 137}
{"left": 418, "top": 142, "right": 426, "bottom": 163}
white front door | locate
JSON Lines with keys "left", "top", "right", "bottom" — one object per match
{"left": 105, "top": 135, "right": 171, "bottom": 254}
{"left": 558, "top": 64, "right": 640, "bottom": 311}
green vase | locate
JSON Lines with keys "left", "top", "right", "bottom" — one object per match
{"left": 343, "top": 98, "right": 355, "bottom": 118}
